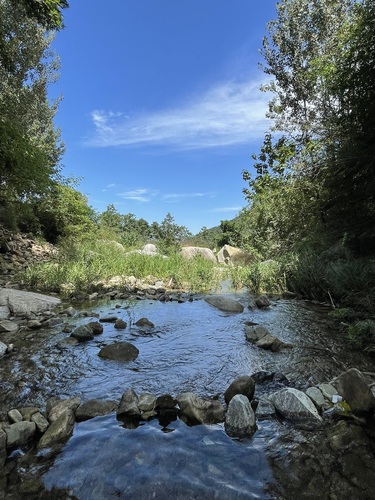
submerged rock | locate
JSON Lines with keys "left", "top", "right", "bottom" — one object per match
{"left": 98, "top": 342, "right": 139, "bottom": 362}
{"left": 204, "top": 295, "right": 244, "bottom": 313}
{"left": 225, "top": 394, "right": 257, "bottom": 438}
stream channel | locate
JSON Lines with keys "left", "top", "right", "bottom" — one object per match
{"left": 1, "top": 288, "right": 375, "bottom": 499}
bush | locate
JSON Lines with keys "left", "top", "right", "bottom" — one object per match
{"left": 348, "top": 320, "right": 375, "bottom": 354}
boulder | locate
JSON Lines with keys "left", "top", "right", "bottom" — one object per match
{"left": 0, "top": 306, "right": 10, "bottom": 320}
{"left": 0, "top": 288, "right": 60, "bottom": 318}
{"left": 245, "top": 325, "right": 269, "bottom": 342}
{"left": 204, "top": 295, "right": 244, "bottom": 313}
{"left": 269, "top": 388, "right": 323, "bottom": 425}
{"left": 0, "top": 341, "right": 8, "bottom": 356}
{"left": 76, "top": 400, "right": 118, "bottom": 421}
{"left": 142, "top": 243, "right": 158, "bottom": 254}
{"left": 70, "top": 325, "right": 94, "bottom": 342}
{"left": 31, "top": 412, "right": 49, "bottom": 433}
{"left": 224, "top": 376, "right": 256, "bottom": 405}
{"left": 245, "top": 325, "right": 291, "bottom": 352}
{"left": 180, "top": 247, "right": 217, "bottom": 263}
{"left": 255, "top": 295, "right": 270, "bottom": 309}
{"left": 48, "top": 397, "right": 81, "bottom": 423}
{"left": 98, "top": 342, "right": 139, "bottom": 362}
{"left": 331, "top": 368, "right": 375, "bottom": 414}
{"left": 217, "top": 245, "right": 252, "bottom": 265}
{"left": 225, "top": 394, "right": 257, "bottom": 438}
{"left": 138, "top": 393, "right": 157, "bottom": 413}
{"left": 177, "top": 392, "right": 225, "bottom": 424}
{"left": 114, "top": 319, "right": 127, "bottom": 330}
{"left": 117, "top": 389, "right": 140, "bottom": 418}
{"left": 87, "top": 322, "right": 104, "bottom": 335}
{"left": 155, "top": 394, "right": 177, "bottom": 409}
{"left": 38, "top": 409, "right": 75, "bottom": 449}
{"left": 255, "top": 398, "right": 276, "bottom": 419}
{"left": 135, "top": 317, "right": 155, "bottom": 328}
{"left": 0, "top": 320, "right": 19, "bottom": 333}
{"left": 5, "top": 421, "right": 36, "bottom": 449}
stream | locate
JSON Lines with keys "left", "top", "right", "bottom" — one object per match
{"left": 1, "top": 291, "right": 375, "bottom": 499}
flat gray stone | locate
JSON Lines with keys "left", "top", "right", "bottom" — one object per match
{"left": 75, "top": 400, "right": 118, "bottom": 421}
{"left": 0, "top": 288, "right": 60, "bottom": 318}
{"left": 204, "top": 295, "right": 244, "bottom": 313}
{"left": 269, "top": 388, "right": 323, "bottom": 425}
{"left": 38, "top": 409, "right": 75, "bottom": 449}
{"left": 0, "top": 320, "right": 19, "bottom": 333}
{"left": 306, "top": 387, "right": 326, "bottom": 409}
{"left": 5, "top": 421, "right": 36, "bottom": 449}
{"left": 177, "top": 392, "right": 225, "bottom": 424}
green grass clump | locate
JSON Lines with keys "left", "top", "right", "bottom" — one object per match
{"left": 348, "top": 320, "right": 375, "bottom": 354}
{"left": 19, "top": 240, "right": 220, "bottom": 297}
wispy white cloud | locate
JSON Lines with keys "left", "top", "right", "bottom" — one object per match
{"left": 85, "top": 77, "right": 270, "bottom": 150}
{"left": 162, "top": 192, "right": 215, "bottom": 202}
{"left": 102, "top": 182, "right": 121, "bottom": 192}
{"left": 117, "top": 188, "right": 159, "bottom": 203}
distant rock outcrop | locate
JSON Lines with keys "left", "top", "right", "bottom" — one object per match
{"left": 180, "top": 246, "right": 217, "bottom": 262}
{"left": 216, "top": 245, "right": 253, "bottom": 265}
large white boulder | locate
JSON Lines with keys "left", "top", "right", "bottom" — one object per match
{"left": 0, "top": 288, "right": 60, "bottom": 318}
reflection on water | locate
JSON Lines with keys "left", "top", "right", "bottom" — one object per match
{"left": 2, "top": 292, "right": 375, "bottom": 499}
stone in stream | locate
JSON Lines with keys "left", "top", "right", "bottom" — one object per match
{"left": 76, "top": 400, "right": 118, "bottom": 421}
{"left": 177, "top": 392, "right": 225, "bottom": 425}
{"left": 114, "top": 319, "right": 127, "bottom": 329}
{"left": 117, "top": 388, "right": 140, "bottom": 418}
{"left": 269, "top": 388, "right": 323, "bottom": 426}
{"left": 254, "top": 295, "right": 270, "bottom": 308}
{"left": 224, "top": 376, "right": 256, "bottom": 405}
{"left": 70, "top": 324, "right": 94, "bottom": 342}
{"left": 0, "top": 288, "right": 60, "bottom": 318}
{"left": 38, "top": 409, "right": 75, "bottom": 449}
{"left": 331, "top": 368, "right": 375, "bottom": 414}
{"left": 204, "top": 295, "right": 244, "bottom": 313}
{"left": 5, "top": 421, "right": 36, "bottom": 449}
{"left": 87, "top": 321, "right": 104, "bottom": 335}
{"left": 48, "top": 397, "right": 81, "bottom": 423}
{"left": 225, "top": 394, "right": 257, "bottom": 438}
{"left": 135, "top": 317, "right": 155, "bottom": 328}
{"left": 98, "top": 342, "right": 139, "bottom": 362}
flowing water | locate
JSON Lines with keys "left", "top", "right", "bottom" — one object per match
{"left": 1, "top": 291, "right": 375, "bottom": 499}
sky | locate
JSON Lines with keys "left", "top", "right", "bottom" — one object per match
{"left": 51, "top": 0, "right": 277, "bottom": 234}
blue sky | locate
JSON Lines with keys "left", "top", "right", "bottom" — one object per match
{"left": 51, "top": 0, "right": 277, "bottom": 234}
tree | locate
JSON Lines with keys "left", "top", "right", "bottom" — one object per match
{"left": 156, "top": 213, "right": 192, "bottom": 253}
{"left": 0, "top": 0, "right": 64, "bottom": 209}
{"left": 16, "top": 0, "right": 69, "bottom": 30}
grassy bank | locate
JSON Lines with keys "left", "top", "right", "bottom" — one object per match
{"left": 19, "top": 240, "right": 221, "bottom": 297}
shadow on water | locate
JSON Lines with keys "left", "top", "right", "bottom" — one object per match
{"left": 1, "top": 289, "right": 375, "bottom": 498}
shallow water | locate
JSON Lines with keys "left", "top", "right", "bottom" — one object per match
{"left": 1, "top": 292, "right": 375, "bottom": 499}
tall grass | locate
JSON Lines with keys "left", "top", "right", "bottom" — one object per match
{"left": 19, "top": 240, "right": 220, "bottom": 297}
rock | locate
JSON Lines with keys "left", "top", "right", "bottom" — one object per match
{"left": 117, "top": 389, "right": 140, "bottom": 418}
{"left": 31, "top": 412, "right": 49, "bottom": 433}
{"left": 17, "top": 407, "right": 38, "bottom": 421}
{"left": 224, "top": 376, "right": 256, "bottom": 405}
{"left": 0, "top": 288, "right": 60, "bottom": 318}
{"left": 0, "top": 429, "right": 6, "bottom": 467}
{"left": 245, "top": 325, "right": 269, "bottom": 342}
{"left": 317, "top": 383, "right": 337, "bottom": 401}
{"left": 48, "top": 397, "right": 81, "bottom": 423}
{"left": 27, "top": 319, "right": 43, "bottom": 329}
{"left": 70, "top": 325, "right": 94, "bottom": 342}
{"left": 204, "top": 296, "right": 244, "bottom": 313}
{"left": 255, "top": 398, "right": 276, "bottom": 419}
{"left": 135, "top": 317, "right": 155, "bottom": 328}
{"left": 180, "top": 246, "right": 217, "bottom": 263}
{"left": 88, "top": 292, "right": 99, "bottom": 300}
{"left": 177, "top": 392, "right": 225, "bottom": 425}
{"left": 255, "top": 295, "right": 270, "bottom": 308}
{"left": 0, "top": 341, "right": 8, "bottom": 356}
{"left": 87, "top": 321, "right": 104, "bottom": 335}
{"left": 155, "top": 394, "right": 177, "bottom": 409}
{"left": 225, "top": 394, "right": 257, "bottom": 438}
{"left": 142, "top": 243, "right": 158, "bottom": 254}
{"left": 38, "top": 409, "right": 75, "bottom": 449}
{"left": 76, "top": 400, "right": 118, "bottom": 421}
{"left": 99, "top": 316, "right": 118, "bottom": 323}
{"left": 0, "top": 305, "right": 10, "bottom": 320}
{"left": 138, "top": 393, "right": 157, "bottom": 412}
{"left": 216, "top": 245, "right": 253, "bottom": 265}
{"left": 8, "top": 409, "right": 22, "bottom": 423}
{"left": 331, "top": 368, "right": 375, "bottom": 414}
{"left": 5, "top": 421, "right": 36, "bottom": 449}
{"left": 306, "top": 387, "right": 326, "bottom": 409}
{"left": 269, "top": 388, "right": 323, "bottom": 425}
{"left": 0, "top": 320, "right": 19, "bottom": 333}
{"left": 98, "top": 342, "right": 139, "bottom": 362}
{"left": 114, "top": 319, "right": 127, "bottom": 329}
